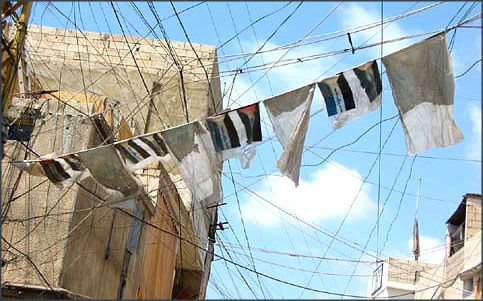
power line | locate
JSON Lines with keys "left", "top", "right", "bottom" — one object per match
{"left": 377, "top": 0, "right": 384, "bottom": 264}
{"left": 221, "top": 243, "right": 377, "bottom": 264}
{"left": 224, "top": 1, "right": 304, "bottom": 107}
{"left": 216, "top": 2, "right": 444, "bottom": 61}
{"left": 169, "top": 1, "right": 219, "bottom": 112}
{"left": 217, "top": 2, "right": 293, "bottom": 50}
{"left": 455, "top": 58, "right": 482, "bottom": 78}
{"left": 233, "top": 2, "right": 343, "bottom": 103}
{"left": 73, "top": 181, "right": 369, "bottom": 298}
{"left": 343, "top": 149, "right": 408, "bottom": 293}
{"left": 307, "top": 146, "right": 482, "bottom": 163}
{"left": 226, "top": 160, "right": 267, "bottom": 298}
{"left": 380, "top": 155, "right": 418, "bottom": 255}
{"left": 299, "top": 114, "right": 399, "bottom": 298}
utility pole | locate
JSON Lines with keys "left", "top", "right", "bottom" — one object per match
{"left": 413, "top": 179, "right": 421, "bottom": 286}
{"left": 413, "top": 178, "right": 421, "bottom": 261}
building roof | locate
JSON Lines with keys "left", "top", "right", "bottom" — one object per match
{"left": 446, "top": 193, "right": 481, "bottom": 225}
{"left": 446, "top": 199, "right": 466, "bottom": 225}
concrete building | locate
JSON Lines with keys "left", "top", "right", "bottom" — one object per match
{"left": 367, "top": 193, "right": 482, "bottom": 299}
{"left": 367, "top": 258, "right": 438, "bottom": 299}
{"left": 2, "top": 21, "right": 222, "bottom": 299}
{"left": 415, "top": 193, "right": 482, "bottom": 299}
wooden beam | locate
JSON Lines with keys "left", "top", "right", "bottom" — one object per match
{"left": 40, "top": 90, "right": 106, "bottom": 105}
{"left": 2, "top": 2, "right": 22, "bottom": 20}
{"left": 118, "top": 117, "right": 134, "bottom": 140}
{"left": 2, "top": 1, "right": 33, "bottom": 114}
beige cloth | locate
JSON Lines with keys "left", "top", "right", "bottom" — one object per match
{"left": 162, "top": 121, "right": 219, "bottom": 203}
{"left": 264, "top": 84, "right": 315, "bottom": 186}
{"left": 382, "top": 33, "right": 463, "bottom": 155}
{"left": 12, "top": 153, "right": 89, "bottom": 189}
{"left": 78, "top": 145, "right": 140, "bottom": 200}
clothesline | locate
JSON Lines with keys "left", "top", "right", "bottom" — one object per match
{"left": 11, "top": 30, "right": 466, "bottom": 210}
{"left": 5, "top": 31, "right": 435, "bottom": 163}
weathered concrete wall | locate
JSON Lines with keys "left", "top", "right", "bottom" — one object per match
{"left": 57, "top": 123, "right": 137, "bottom": 299}
{"left": 23, "top": 24, "right": 222, "bottom": 134}
{"left": 443, "top": 233, "right": 482, "bottom": 299}
{"left": 465, "top": 195, "right": 481, "bottom": 241}
{"left": 23, "top": 23, "right": 223, "bottom": 277}
{"left": 368, "top": 258, "right": 440, "bottom": 298}
{"left": 415, "top": 261, "right": 445, "bottom": 299}
{"left": 415, "top": 195, "right": 482, "bottom": 300}
{"left": 3, "top": 22, "right": 222, "bottom": 299}
{"left": 387, "top": 258, "right": 438, "bottom": 286}
{"left": 2, "top": 97, "right": 99, "bottom": 287}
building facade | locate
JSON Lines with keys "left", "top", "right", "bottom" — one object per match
{"left": 367, "top": 193, "right": 482, "bottom": 299}
{"left": 2, "top": 22, "right": 222, "bottom": 299}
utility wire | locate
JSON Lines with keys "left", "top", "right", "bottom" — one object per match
{"left": 217, "top": 2, "right": 293, "bottom": 50}
{"left": 169, "top": 1, "right": 219, "bottom": 112}
{"left": 227, "top": 161, "right": 267, "bottom": 298}
{"left": 73, "top": 181, "right": 369, "bottom": 298}
{"left": 216, "top": 2, "right": 444, "bottom": 60}
{"left": 380, "top": 155, "right": 418, "bottom": 254}
{"left": 299, "top": 114, "right": 398, "bottom": 298}
{"left": 455, "top": 58, "right": 482, "bottom": 78}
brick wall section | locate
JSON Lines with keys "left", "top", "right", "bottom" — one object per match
{"left": 388, "top": 258, "right": 439, "bottom": 286}
{"left": 22, "top": 23, "right": 223, "bottom": 133}
{"left": 24, "top": 24, "right": 215, "bottom": 78}
{"left": 445, "top": 245, "right": 465, "bottom": 282}
{"left": 1, "top": 99, "right": 98, "bottom": 287}
{"left": 3, "top": 23, "right": 223, "bottom": 298}
{"left": 21, "top": 23, "right": 223, "bottom": 267}
{"left": 465, "top": 195, "right": 481, "bottom": 240}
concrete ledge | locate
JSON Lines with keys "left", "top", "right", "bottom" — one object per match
{"left": 2, "top": 283, "right": 90, "bottom": 299}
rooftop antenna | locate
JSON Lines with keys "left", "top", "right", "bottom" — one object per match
{"left": 413, "top": 178, "right": 421, "bottom": 261}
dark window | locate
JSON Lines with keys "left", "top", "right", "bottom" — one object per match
{"left": 463, "top": 277, "right": 474, "bottom": 298}
{"left": 127, "top": 203, "right": 144, "bottom": 253}
{"left": 448, "top": 223, "right": 465, "bottom": 256}
{"left": 6, "top": 108, "right": 39, "bottom": 141}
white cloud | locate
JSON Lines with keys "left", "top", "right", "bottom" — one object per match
{"left": 339, "top": 3, "right": 416, "bottom": 58}
{"left": 407, "top": 235, "right": 445, "bottom": 264}
{"left": 240, "top": 161, "right": 376, "bottom": 227}
{"left": 466, "top": 104, "right": 481, "bottom": 160}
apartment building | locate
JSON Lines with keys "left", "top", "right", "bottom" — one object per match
{"left": 368, "top": 193, "right": 481, "bottom": 299}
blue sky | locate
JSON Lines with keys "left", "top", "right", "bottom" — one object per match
{"left": 29, "top": 1, "right": 481, "bottom": 298}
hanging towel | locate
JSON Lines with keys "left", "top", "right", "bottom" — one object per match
{"left": 12, "top": 154, "right": 90, "bottom": 189}
{"left": 264, "top": 84, "right": 315, "bottom": 186}
{"left": 318, "top": 60, "right": 382, "bottom": 129}
{"left": 116, "top": 133, "right": 169, "bottom": 171}
{"left": 206, "top": 103, "right": 262, "bottom": 168}
{"left": 78, "top": 145, "right": 140, "bottom": 200}
{"left": 162, "top": 121, "right": 219, "bottom": 203}
{"left": 382, "top": 33, "right": 463, "bottom": 155}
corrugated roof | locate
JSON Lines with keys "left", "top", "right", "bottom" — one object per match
{"left": 446, "top": 199, "right": 466, "bottom": 225}
{"left": 446, "top": 193, "right": 481, "bottom": 224}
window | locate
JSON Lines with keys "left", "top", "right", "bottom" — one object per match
{"left": 6, "top": 108, "right": 39, "bottom": 141}
{"left": 127, "top": 203, "right": 144, "bottom": 253}
{"left": 372, "top": 263, "right": 383, "bottom": 295}
{"left": 463, "top": 277, "right": 474, "bottom": 298}
{"left": 448, "top": 223, "right": 465, "bottom": 256}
